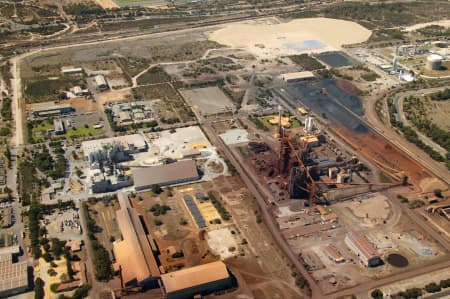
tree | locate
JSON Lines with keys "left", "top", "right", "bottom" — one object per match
{"left": 34, "top": 277, "right": 45, "bottom": 299}
{"left": 371, "top": 289, "right": 383, "bottom": 299}
{"left": 434, "top": 189, "right": 443, "bottom": 198}
{"left": 425, "top": 282, "right": 441, "bottom": 293}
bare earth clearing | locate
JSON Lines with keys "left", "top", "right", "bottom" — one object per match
{"left": 208, "top": 17, "right": 371, "bottom": 58}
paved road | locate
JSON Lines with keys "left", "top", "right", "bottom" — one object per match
{"left": 10, "top": 57, "right": 25, "bottom": 146}
{"left": 4, "top": 147, "right": 29, "bottom": 264}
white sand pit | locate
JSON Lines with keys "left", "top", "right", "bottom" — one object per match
{"left": 207, "top": 228, "right": 239, "bottom": 259}
{"left": 208, "top": 18, "right": 372, "bottom": 58}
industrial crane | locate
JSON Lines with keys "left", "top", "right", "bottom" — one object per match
{"left": 276, "top": 106, "right": 317, "bottom": 208}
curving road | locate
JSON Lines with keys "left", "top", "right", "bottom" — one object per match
{"left": 394, "top": 87, "right": 449, "bottom": 156}
{"left": 365, "top": 87, "right": 450, "bottom": 186}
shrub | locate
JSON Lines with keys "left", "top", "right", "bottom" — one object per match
{"left": 371, "top": 289, "right": 383, "bottom": 299}
{"left": 425, "top": 282, "right": 441, "bottom": 293}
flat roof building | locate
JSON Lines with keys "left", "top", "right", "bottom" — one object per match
{"left": 345, "top": 231, "right": 380, "bottom": 267}
{"left": 161, "top": 261, "right": 232, "bottom": 299}
{"left": 281, "top": 71, "right": 315, "bottom": 83}
{"left": 30, "top": 101, "right": 74, "bottom": 117}
{"left": 0, "top": 248, "right": 28, "bottom": 298}
{"left": 133, "top": 160, "right": 200, "bottom": 191}
{"left": 94, "top": 75, "right": 109, "bottom": 90}
{"left": 113, "top": 192, "right": 160, "bottom": 287}
{"left": 61, "top": 67, "right": 83, "bottom": 75}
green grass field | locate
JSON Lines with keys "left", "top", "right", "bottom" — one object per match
{"left": 32, "top": 121, "right": 104, "bottom": 142}
{"left": 65, "top": 126, "right": 104, "bottom": 139}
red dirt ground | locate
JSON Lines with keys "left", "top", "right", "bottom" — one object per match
{"left": 333, "top": 125, "right": 431, "bottom": 186}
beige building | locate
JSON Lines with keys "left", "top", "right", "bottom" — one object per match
{"left": 113, "top": 192, "right": 160, "bottom": 287}
{"left": 161, "top": 261, "right": 232, "bottom": 299}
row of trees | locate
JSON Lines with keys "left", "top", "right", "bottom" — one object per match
{"left": 431, "top": 88, "right": 450, "bottom": 101}
{"left": 82, "top": 203, "right": 113, "bottom": 281}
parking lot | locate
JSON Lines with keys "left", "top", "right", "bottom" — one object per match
{"left": 42, "top": 208, "right": 83, "bottom": 241}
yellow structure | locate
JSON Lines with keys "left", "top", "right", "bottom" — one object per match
{"left": 297, "top": 107, "right": 308, "bottom": 115}
{"left": 196, "top": 199, "right": 221, "bottom": 223}
{"left": 300, "top": 135, "right": 319, "bottom": 147}
{"left": 269, "top": 116, "right": 291, "bottom": 128}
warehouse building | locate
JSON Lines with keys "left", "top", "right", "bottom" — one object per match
{"left": 0, "top": 247, "right": 29, "bottom": 297}
{"left": 53, "top": 119, "right": 65, "bottom": 135}
{"left": 113, "top": 192, "right": 160, "bottom": 287}
{"left": 161, "top": 261, "right": 232, "bottom": 299}
{"left": 94, "top": 75, "right": 109, "bottom": 91}
{"left": 30, "top": 101, "right": 75, "bottom": 117}
{"left": 345, "top": 231, "right": 381, "bottom": 267}
{"left": 133, "top": 160, "right": 200, "bottom": 191}
{"left": 61, "top": 67, "right": 83, "bottom": 75}
{"left": 323, "top": 245, "right": 345, "bottom": 263}
{"left": 281, "top": 71, "right": 316, "bottom": 83}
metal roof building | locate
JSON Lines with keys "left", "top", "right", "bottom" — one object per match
{"left": 94, "top": 75, "right": 109, "bottom": 90}
{"left": 345, "top": 231, "right": 380, "bottom": 267}
{"left": 0, "top": 247, "right": 28, "bottom": 297}
{"left": 113, "top": 192, "right": 160, "bottom": 287}
{"left": 30, "top": 101, "right": 74, "bottom": 117}
{"left": 161, "top": 261, "right": 232, "bottom": 299}
{"left": 133, "top": 160, "right": 200, "bottom": 191}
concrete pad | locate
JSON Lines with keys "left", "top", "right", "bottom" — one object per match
{"left": 219, "top": 129, "right": 249, "bottom": 145}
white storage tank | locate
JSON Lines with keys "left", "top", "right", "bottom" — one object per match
{"left": 426, "top": 54, "right": 443, "bottom": 71}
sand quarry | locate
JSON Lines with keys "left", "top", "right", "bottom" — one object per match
{"left": 208, "top": 17, "right": 372, "bottom": 58}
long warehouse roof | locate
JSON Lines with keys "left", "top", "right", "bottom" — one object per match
{"left": 113, "top": 192, "right": 160, "bottom": 285}
{"left": 161, "top": 261, "right": 229, "bottom": 294}
{"left": 133, "top": 160, "right": 199, "bottom": 189}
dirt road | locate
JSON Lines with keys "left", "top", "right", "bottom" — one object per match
{"left": 10, "top": 57, "right": 25, "bottom": 146}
